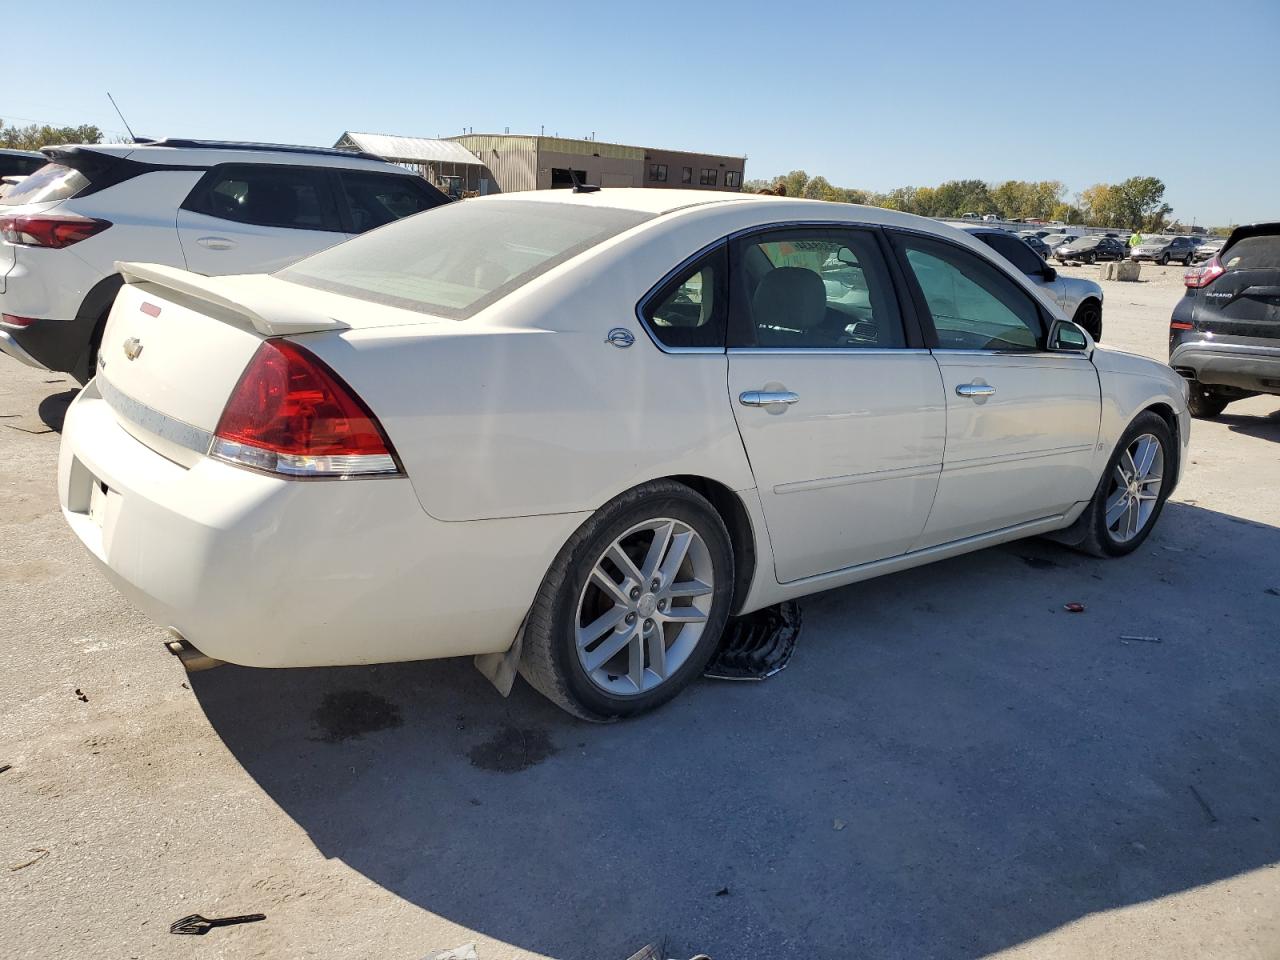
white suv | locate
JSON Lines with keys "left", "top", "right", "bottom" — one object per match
{"left": 0, "top": 139, "right": 449, "bottom": 381}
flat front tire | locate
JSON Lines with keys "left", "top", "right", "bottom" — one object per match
{"left": 519, "top": 480, "right": 734, "bottom": 720}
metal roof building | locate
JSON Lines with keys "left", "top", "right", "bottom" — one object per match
{"left": 334, "top": 132, "right": 497, "bottom": 198}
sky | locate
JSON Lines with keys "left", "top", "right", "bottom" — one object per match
{"left": 7, "top": 0, "right": 1278, "bottom": 225}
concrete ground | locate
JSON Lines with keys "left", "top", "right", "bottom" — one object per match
{"left": 2, "top": 263, "right": 1278, "bottom": 960}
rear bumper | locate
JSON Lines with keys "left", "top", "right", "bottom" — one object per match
{"left": 0, "top": 328, "right": 47, "bottom": 369}
{"left": 1169, "top": 340, "right": 1280, "bottom": 394}
{"left": 57, "top": 384, "right": 587, "bottom": 668}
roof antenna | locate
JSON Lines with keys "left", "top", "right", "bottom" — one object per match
{"left": 567, "top": 168, "right": 600, "bottom": 194}
{"left": 106, "top": 91, "right": 139, "bottom": 142}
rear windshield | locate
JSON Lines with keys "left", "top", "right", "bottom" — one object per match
{"left": 0, "top": 162, "right": 89, "bottom": 206}
{"left": 1223, "top": 235, "right": 1280, "bottom": 272}
{"left": 278, "top": 199, "right": 653, "bottom": 319}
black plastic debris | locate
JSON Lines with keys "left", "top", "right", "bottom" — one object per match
{"left": 703, "top": 601, "right": 801, "bottom": 681}
{"left": 170, "top": 913, "right": 265, "bottom": 935}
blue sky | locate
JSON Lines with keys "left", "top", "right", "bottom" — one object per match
{"left": 7, "top": 0, "right": 1277, "bottom": 224}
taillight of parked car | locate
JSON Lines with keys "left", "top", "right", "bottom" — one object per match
{"left": 210, "top": 339, "right": 401, "bottom": 479}
{"left": 1184, "top": 256, "right": 1225, "bottom": 289}
{"left": 0, "top": 214, "right": 111, "bottom": 248}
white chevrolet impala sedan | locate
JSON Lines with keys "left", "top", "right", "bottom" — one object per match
{"left": 58, "top": 190, "right": 1190, "bottom": 719}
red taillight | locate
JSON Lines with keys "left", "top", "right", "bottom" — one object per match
{"left": 211, "top": 339, "right": 400, "bottom": 478}
{"left": 0, "top": 214, "right": 111, "bottom": 249}
{"left": 1184, "top": 256, "right": 1225, "bottom": 288}
{"left": 1, "top": 313, "right": 37, "bottom": 328}
{"left": 1170, "top": 320, "right": 1193, "bottom": 330}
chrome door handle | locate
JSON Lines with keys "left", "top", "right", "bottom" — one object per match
{"left": 739, "top": 390, "right": 800, "bottom": 407}
{"left": 196, "top": 236, "right": 236, "bottom": 250}
{"left": 955, "top": 383, "right": 996, "bottom": 398}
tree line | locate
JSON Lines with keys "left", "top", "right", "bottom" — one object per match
{"left": 1, "top": 119, "right": 104, "bottom": 151}
{"left": 744, "top": 171, "right": 1182, "bottom": 232}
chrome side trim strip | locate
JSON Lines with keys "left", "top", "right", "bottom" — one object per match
{"left": 727, "top": 347, "right": 934, "bottom": 357}
{"left": 97, "top": 374, "right": 213, "bottom": 456}
{"left": 773, "top": 463, "right": 941, "bottom": 495}
{"left": 943, "top": 443, "right": 1096, "bottom": 472}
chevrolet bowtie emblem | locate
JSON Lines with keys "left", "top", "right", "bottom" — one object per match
{"left": 123, "top": 337, "right": 144, "bottom": 361}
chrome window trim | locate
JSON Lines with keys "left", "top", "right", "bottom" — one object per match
{"left": 97, "top": 374, "right": 213, "bottom": 456}
{"left": 727, "top": 347, "right": 933, "bottom": 357}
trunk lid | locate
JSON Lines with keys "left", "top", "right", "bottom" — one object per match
{"left": 96, "top": 263, "right": 445, "bottom": 465}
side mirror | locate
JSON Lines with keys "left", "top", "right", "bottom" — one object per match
{"left": 1041, "top": 265, "right": 1057, "bottom": 281}
{"left": 1048, "top": 317, "right": 1089, "bottom": 351}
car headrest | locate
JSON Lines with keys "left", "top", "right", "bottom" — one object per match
{"left": 751, "top": 267, "right": 827, "bottom": 331}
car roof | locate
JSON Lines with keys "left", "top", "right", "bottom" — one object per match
{"left": 0, "top": 147, "right": 44, "bottom": 159}
{"left": 40, "top": 140, "right": 410, "bottom": 172}
{"left": 471, "top": 188, "right": 986, "bottom": 236}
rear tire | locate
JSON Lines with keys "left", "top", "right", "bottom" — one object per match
{"left": 1187, "top": 380, "right": 1230, "bottom": 418}
{"left": 1069, "top": 411, "right": 1174, "bottom": 558}
{"left": 519, "top": 480, "right": 735, "bottom": 721}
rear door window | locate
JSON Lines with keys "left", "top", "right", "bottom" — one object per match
{"left": 0, "top": 163, "right": 89, "bottom": 206}
{"left": 338, "top": 171, "right": 449, "bottom": 233}
{"left": 183, "top": 164, "right": 342, "bottom": 232}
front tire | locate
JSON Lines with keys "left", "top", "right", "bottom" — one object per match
{"left": 519, "top": 480, "right": 734, "bottom": 720}
{"left": 1069, "top": 411, "right": 1174, "bottom": 558}
{"left": 1158, "top": 253, "right": 1170, "bottom": 265}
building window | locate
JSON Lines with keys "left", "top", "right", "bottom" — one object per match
{"left": 724, "top": 171, "right": 741, "bottom": 188}
{"left": 681, "top": 167, "right": 692, "bottom": 184}
{"left": 648, "top": 163, "right": 668, "bottom": 183}
{"left": 700, "top": 168, "right": 718, "bottom": 186}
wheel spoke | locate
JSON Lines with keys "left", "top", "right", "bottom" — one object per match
{"left": 606, "top": 541, "right": 644, "bottom": 586}
{"left": 589, "top": 566, "right": 630, "bottom": 607}
{"left": 1121, "top": 448, "right": 1139, "bottom": 480}
{"left": 583, "top": 623, "right": 634, "bottom": 671}
{"left": 1126, "top": 498, "right": 1140, "bottom": 538}
{"left": 577, "top": 606, "right": 626, "bottom": 649}
{"left": 1105, "top": 490, "right": 1129, "bottom": 527}
{"left": 1133, "top": 436, "right": 1158, "bottom": 477}
{"left": 640, "top": 521, "right": 674, "bottom": 581}
{"left": 1112, "top": 464, "right": 1129, "bottom": 489}
{"left": 647, "top": 624, "right": 668, "bottom": 679}
{"left": 665, "top": 579, "right": 713, "bottom": 599}
{"left": 627, "top": 629, "right": 646, "bottom": 691}
{"left": 660, "top": 607, "right": 709, "bottom": 625}
{"left": 658, "top": 531, "right": 694, "bottom": 585}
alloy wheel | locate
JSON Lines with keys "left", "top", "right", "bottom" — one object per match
{"left": 1104, "top": 433, "right": 1164, "bottom": 543}
{"left": 574, "top": 518, "right": 715, "bottom": 696}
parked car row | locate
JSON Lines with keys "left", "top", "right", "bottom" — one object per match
{"left": 0, "top": 139, "right": 450, "bottom": 381}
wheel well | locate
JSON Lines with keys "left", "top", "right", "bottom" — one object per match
{"left": 1074, "top": 297, "right": 1101, "bottom": 317}
{"left": 668, "top": 475, "right": 757, "bottom": 615}
{"left": 1142, "top": 402, "right": 1181, "bottom": 487}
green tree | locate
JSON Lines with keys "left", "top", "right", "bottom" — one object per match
{"left": 1111, "top": 176, "right": 1172, "bottom": 231}
{"left": 802, "top": 175, "right": 834, "bottom": 201}
{"left": 930, "top": 179, "right": 994, "bottom": 218}
{"left": 0, "top": 120, "right": 103, "bottom": 151}
{"left": 781, "top": 170, "right": 810, "bottom": 200}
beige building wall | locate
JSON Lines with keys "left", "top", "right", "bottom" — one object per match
{"left": 641, "top": 148, "right": 745, "bottom": 191}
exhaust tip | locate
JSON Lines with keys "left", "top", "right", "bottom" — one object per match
{"left": 164, "top": 628, "right": 225, "bottom": 673}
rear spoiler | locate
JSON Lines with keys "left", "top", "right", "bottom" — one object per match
{"left": 116, "top": 262, "right": 350, "bottom": 337}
